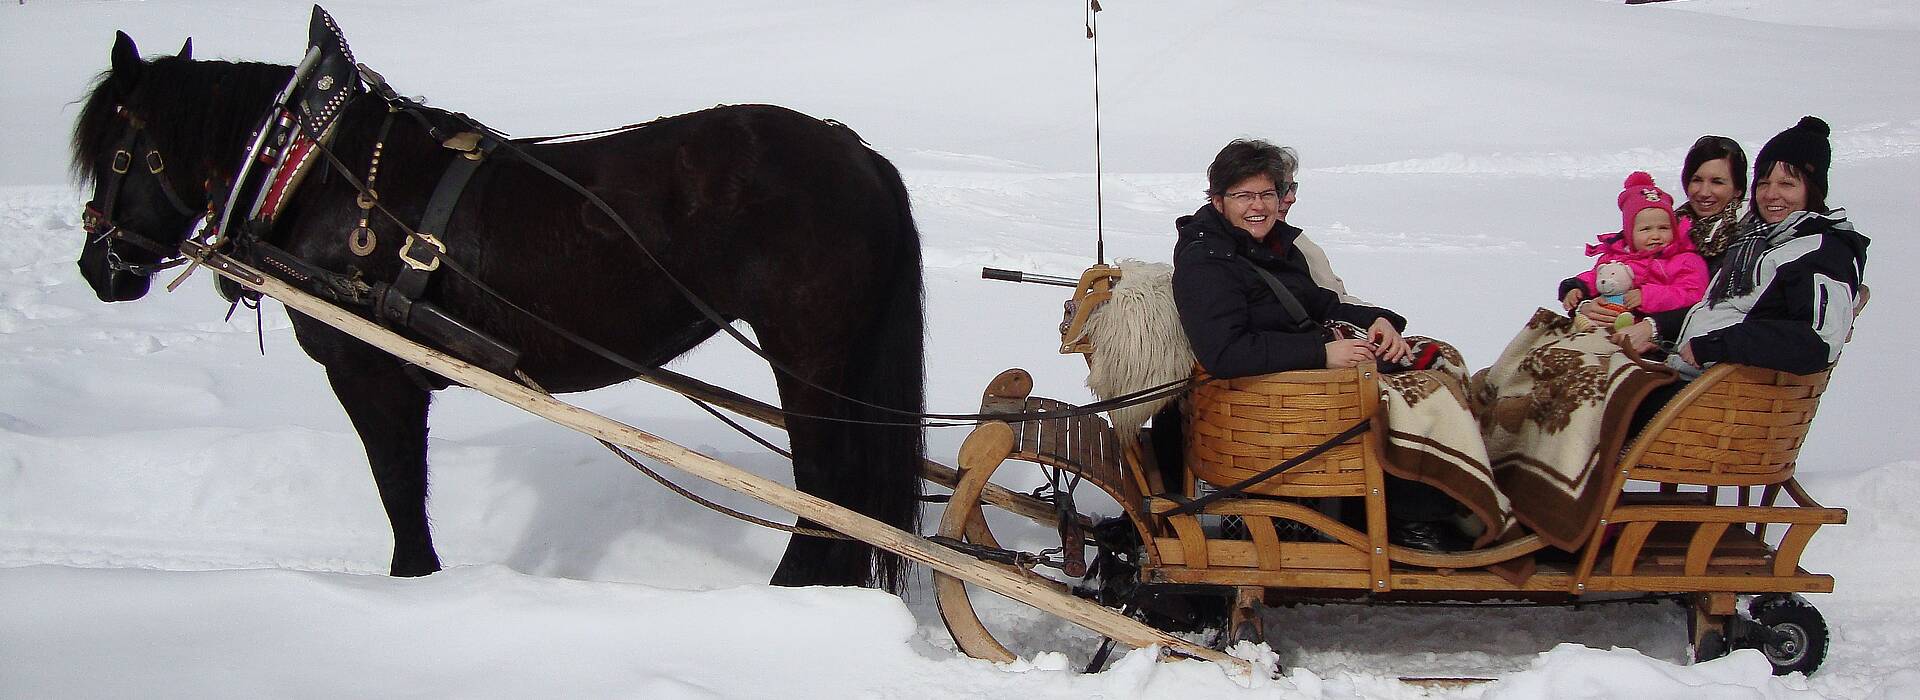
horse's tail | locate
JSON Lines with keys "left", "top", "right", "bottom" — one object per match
{"left": 844, "top": 148, "right": 926, "bottom": 593}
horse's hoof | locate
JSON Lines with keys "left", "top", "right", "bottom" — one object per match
{"left": 390, "top": 555, "right": 442, "bottom": 578}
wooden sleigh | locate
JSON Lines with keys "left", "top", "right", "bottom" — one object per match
{"left": 935, "top": 264, "right": 1851, "bottom": 676}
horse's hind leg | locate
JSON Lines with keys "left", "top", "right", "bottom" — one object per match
{"left": 754, "top": 269, "right": 925, "bottom": 592}
{"left": 325, "top": 363, "right": 441, "bottom": 577}
{"left": 767, "top": 397, "right": 882, "bottom": 590}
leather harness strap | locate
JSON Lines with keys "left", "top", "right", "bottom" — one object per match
{"left": 84, "top": 122, "right": 202, "bottom": 276}
{"left": 376, "top": 132, "right": 499, "bottom": 329}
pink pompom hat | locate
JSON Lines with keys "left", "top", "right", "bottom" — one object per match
{"left": 1616, "top": 171, "right": 1677, "bottom": 235}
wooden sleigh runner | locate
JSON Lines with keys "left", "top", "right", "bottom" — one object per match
{"left": 935, "top": 264, "right": 1851, "bottom": 676}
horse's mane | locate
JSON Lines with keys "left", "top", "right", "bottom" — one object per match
{"left": 71, "top": 57, "right": 294, "bottom": 184}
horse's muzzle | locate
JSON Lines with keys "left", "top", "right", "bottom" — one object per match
{"left": 77, "top": 207, "right": 156, "bottom": 302}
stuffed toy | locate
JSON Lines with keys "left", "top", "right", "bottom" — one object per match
{"left": 1591, "top": 261, "right": 1638, "bottom": 331}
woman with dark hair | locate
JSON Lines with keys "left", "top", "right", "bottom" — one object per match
{"left": 1476, "top": 118, "right": 1865, "bottom": 549}
{"left": 1612, "top": 116, "right": 1869, "bottom": 428}
{"left": 1566, "top": 134, "right": 1751, "bottom": 346}
{"left": 1657, "top": 116, "right": 1867, "bottom": 377}
{"left": 1676, "top": 134, "right": 1751, "bottom": 261}
{"left": 1172, "top": 139, "right": 1411, "bottom": 375}
{"left": 1172, "top": 139, "right": 1476, "bottom": 551}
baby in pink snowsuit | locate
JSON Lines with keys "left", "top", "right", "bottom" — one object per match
{"left": 1562, "top": 172, "right": 1709, "bottom": 319}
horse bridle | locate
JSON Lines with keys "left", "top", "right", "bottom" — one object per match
{"left": 82, "top": 110, "right": 203, "bottom": 277}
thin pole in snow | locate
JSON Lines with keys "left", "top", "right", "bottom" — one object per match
{"left": 1086, "top": 0, "right": 1105, "bottom": 266}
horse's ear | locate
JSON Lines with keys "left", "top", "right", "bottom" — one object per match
{"left": 178, "top": 37, "right": 193, "bottom": 60}
{"left": 110, "top": 31, "right": 143, "bottom": 96}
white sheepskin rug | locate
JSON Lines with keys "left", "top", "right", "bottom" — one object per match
{"left": 1083, "top": 260, "right": 1194, "bottom": 437}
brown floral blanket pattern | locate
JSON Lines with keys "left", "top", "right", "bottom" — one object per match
{"left": 1470, "top": 309, "right": 1677, "bottom": 551}
{"left": 1373, "top": 337, "right": 1516, "bottom": 547}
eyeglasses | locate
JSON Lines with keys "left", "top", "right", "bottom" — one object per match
{"left": 1223, "top": 181, "right": 1298, "bottom": 204}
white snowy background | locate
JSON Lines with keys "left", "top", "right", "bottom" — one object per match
{"left": 4, "top": 1, "right": 1918, "bottom": 697}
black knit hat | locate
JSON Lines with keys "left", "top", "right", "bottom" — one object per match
{"left": 1755, "top": 116, "right": 1832, "bottom": 191}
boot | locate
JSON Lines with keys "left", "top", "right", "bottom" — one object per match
{"left": 1388, "top": 519, "right": 1470, "bottom": 553}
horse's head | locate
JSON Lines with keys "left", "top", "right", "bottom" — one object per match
{"left": 71, "top": 32, "right": 213, "bottom": 302}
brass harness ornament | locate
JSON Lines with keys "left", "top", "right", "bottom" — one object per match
{"left": 347, "top": 126, "right": 384, "bottom": 256}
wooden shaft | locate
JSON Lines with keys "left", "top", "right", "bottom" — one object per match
{"left": 195, "top": 250, "right": 1246, "bottom": 671}
{"left": 631, "top": 357, "right": 1067, "bottom": 530}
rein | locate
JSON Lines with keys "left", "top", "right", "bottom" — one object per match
{"left": 91, "top": 51, "right": 1192, "bottom": 542}
{"left": 275, "top": 78, "right": 1198, "bottom": 428}
{"left": 1157, "top": 418, "right": 1374, "bottom": 518}
{"left": 96, "top": 56, "right": 1189, "bottom": 434}
{"left": 510, "top": 371, "right": 853, "bottom": 541}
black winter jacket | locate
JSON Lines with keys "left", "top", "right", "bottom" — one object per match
{"left": 1171, "top": 205, "right": 1405, "bottom": 379}
{"left": 1671, "top": 209, "right": 1868, "bottom": 377}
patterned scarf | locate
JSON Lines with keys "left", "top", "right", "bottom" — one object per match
{"left": 1677, "top": 197, "right": 1743, "bottom": 260}
{"left": 1708, "top": 212, "right": 1777, "bottom": 303}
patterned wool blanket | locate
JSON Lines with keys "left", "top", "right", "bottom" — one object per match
{"left": 1082, "top": 270, "right": 1518, "bottom": 553}
{"left": 1470, "top": 309, "right": 1678, "bottom": 551}
{"left": 1367, "top": 334, "right": 1516, "bottom": 547}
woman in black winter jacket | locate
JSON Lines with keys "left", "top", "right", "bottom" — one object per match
{"left": 1620, "top": 116, "right": 1868, "bottom": 433}
{"left": 1171, "top": 140, "right": 1410, "bottom": 378}
{"left": 1625, "top": 116, "right": 1868, "bottom": 378}
{"left": 1169, "top": 139, "right": 1466, "bottom": 551}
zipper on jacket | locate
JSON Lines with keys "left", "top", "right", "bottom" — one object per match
{"left": 1817, "top": 285, "right": 1829, "bottom": 330}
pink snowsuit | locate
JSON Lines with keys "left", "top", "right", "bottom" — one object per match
{"left": 1574, "top": 221, "right": 1710, "bottom": 314}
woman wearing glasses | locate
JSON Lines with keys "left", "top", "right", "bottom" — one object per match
{"left": 1171, "top": 139, "right": 1410, "bottom": 377}
{"left": 1170, "top": 139, "right": 1473, "bottom": 551}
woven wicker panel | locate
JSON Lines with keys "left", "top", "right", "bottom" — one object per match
{"left": 1630, "top": 365, "right": 1830, "bottom": 484}
{"left": 1183, "top": 368, "right": 1374, "bottom": 496}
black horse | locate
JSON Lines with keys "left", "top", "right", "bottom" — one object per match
{"left": 72, "top": 33, "right": 926, "bottom": 592}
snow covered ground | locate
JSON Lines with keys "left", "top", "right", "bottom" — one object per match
{"left": 4, "top": 1, "right": 1917, "bottom": 697}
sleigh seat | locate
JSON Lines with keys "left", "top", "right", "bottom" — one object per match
{"left": 1049, "top": 266, "right": 1546, "bottom": 586}
{"left": 940, "top": 264, "right": 1854, "bottom": 674}
{"left": 1053, "top": 264, "right": 1845, "bottom": 592}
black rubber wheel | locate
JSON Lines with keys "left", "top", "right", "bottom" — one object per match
{"left": 1746, "top": 594, "right": 1830, "bottom": 676}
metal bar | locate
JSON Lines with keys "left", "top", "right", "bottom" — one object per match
{"left": 981, "top": 267, "right": 1078, "bottom": 287}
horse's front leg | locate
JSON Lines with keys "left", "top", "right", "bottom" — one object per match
{"left": 324, "top": 363, "right": 440, "bottom": 577}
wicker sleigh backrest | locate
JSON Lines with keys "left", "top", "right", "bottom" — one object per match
{"left": 1184, "top": 367, "right": 1382, "bottom": 496}
{"left": 1624, "top": 364, "right": 1833, "bottom": 485}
